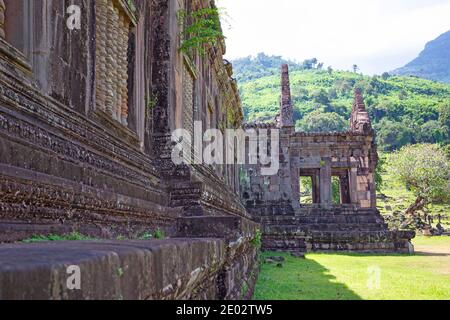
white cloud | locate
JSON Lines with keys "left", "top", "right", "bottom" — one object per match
{"left": 217, "top": 0, "right": 450, "bottom": 74}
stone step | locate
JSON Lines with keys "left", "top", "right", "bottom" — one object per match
{"left": 299, "top": 223, "right": 387, "bottom": 232}
{"left": 307, "top": 241, "right": 407, "bottom": 253}
{"left": 263, "top": 224, "right": 388, "bottom": 235}
{"left": 261, "top": 215, "right": 385, "bottom": 225}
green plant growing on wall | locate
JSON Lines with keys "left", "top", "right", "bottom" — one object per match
{"left": 250, "top": 229, "right": 262, "bottom": 249}
{"left": 178, "top": 7, "right": 225, "bottom": 57}
{"left": 147, "top": 93, "right": 158, "bottom": 110}
{"left": 154, "top": 228, "right": 165, "bottom": 240}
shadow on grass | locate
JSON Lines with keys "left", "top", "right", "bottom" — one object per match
{"left": 254, "top": 254, "right": 362, "bottom": 300}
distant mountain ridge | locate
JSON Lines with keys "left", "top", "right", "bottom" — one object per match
{"left": 392, "top": 30, "right": 450, "bottom": 84}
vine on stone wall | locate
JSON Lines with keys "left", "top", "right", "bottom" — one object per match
{"left": 178, "top": 7, "right": 225, "bottom": 57}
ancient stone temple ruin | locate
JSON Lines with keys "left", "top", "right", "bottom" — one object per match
{"left": 0, "top": 0, "right": 258, "bottom": 299}
{"left": 0, "top": 0, "right": 414, "bottom": 300}
{"left": 240, "top": 65, "right": 414, "bottom": 253}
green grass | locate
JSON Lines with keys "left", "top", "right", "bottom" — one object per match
{"left": 22, "top": 232, "right": 95, "bottom": 243}
{"left": 254, "top": 236, "right": 450, "bottom": 300}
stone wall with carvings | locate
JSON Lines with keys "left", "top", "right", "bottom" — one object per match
{"left": 0, "top": 0, "right": 252, "bottom": 241}
{"left": 0, "top": 0, "right": 260, "bottom": 300}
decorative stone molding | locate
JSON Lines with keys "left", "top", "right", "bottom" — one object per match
{"left": 95, "top": 0, "right": 131, "bottom": 125}
{"left": 0, "top": 0, "right": 5, "bottom": 39}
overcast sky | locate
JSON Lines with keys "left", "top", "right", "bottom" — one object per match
{"left": 217, "top": 0, "right": 450, "bottom": 75}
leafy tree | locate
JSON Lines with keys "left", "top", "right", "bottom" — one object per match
{"left": 438, "top": 103, "right": 450, "bottom": 141}
{"left": 375, "top": 153, "right": 386, "bottom": 192}
{"left": 311, "top": 89, "right": 330, "bottom": 105}
{"left": 375, "top": 119, "right": 415, "bottom": 151}
{"left": 417, "top": 121, "right": 446, "bottom": 143}
{"left": 388, "top": 144, "right": 450, "bottom": 215}
{"left": 381, "top": 72, "right": 390, "bottom": 80}
{"left": 302, "top": 58, "right": 318, "bottom": 70}
{"left": 352, "top": 64, "right": 359, "bottom": 73}
{"left": 296, "top": 109, "right": 347, "bottom": 133}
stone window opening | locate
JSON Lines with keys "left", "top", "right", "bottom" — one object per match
{"left": 2, "top": 0, "right": 33, "bottom": 58}
{"left": 332, "top": 169, "right": 352, "bottom": 205}
{"left": 331, "top": 176, "right": 341, "bottom": 205}
{"left": 299, "top": 170, "right": 320, "bottom": 205}
{"left": 95, "top": 0, "right": 134, "bottom": 127}
{"left": 0, "top": 0, "right": 5, "bottom": 39}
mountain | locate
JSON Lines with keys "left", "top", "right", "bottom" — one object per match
{"left": 392, "top": 31, "right": 450, "bottom": 84}
{"left": 231, "top": 54, "right": 450, "bottom": 151}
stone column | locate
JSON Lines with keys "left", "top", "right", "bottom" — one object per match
{"left": 105, "top": 0, "right": 116, "bottom": 117}
{"left": 96, "top": 0, "right": 108, "bottom": 112}
{"left": 312, "top": 174, "right": 320, "bottom": 204}
{"left": 0, "top": 0, "right": 5, "bottom": 39}
{"left": 339, "top": 174, "right": 351, "bottom": 204}
{"left": 320, "top": 164, "right": 332, "bottom": 206}
{"left": 279, "top": 64, "right": 294, "bottom": 127}
{"left": 349, "top": 167, "right": 358, "bottom": 205}
{"left": 119, "top": 14, "right": 129, "bottom": 126}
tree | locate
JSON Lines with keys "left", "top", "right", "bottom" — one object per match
{"left": 375, "top": 119, "right": 415, "bottom": 151}
{"left": 375, "top": 153, "right": 386, "bottom": 192}
{"left": 311, "top": 89, "right": 330, "bottom": 105}
{"left": 302, "top": 58, "right": 318, "bottom": 70}
{"left": 389, "top": 144, "right": 450, "bottom": 216}
{"left": 438, "top": 103, "right": 450, "bottom": 141}
{"left": 296, "top": 109, "right": 347, "bottom": 133}
{"left": 327, "top": 66, "right": 333, "bottom": 74}
{"left": 381, "top": 72, "right": 390, "bottom": 80}
{"left": 352, "top": 64, "right": 359, "bottom": 73}
{"left": 417, "top": 121, "right": 446, "bottom": 144}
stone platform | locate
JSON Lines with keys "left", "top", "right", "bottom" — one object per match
{"left": 0, "top": 236, "right": 259, "bottom": 300}
{"left": 259, "top": 207, "right": 415, "bottom": 253}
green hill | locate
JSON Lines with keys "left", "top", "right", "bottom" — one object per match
{"left": 392, "top": 30, "right": 450, "bottom": 84}
{"left": 233, "top": 55, "right": 450, "bottom": 151}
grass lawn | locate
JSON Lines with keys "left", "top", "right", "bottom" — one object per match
{"left": 254, "top": 236, "right": 450, "bottom": 300}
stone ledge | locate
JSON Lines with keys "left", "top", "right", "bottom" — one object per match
{"left": 176, "top": 216, "right": 259, "bottom": 241}
{"left": 0, "top": 239, "right": 229, "bottom": 300}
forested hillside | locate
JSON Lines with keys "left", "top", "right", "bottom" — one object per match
{"left": 392, "top": 31, "right": 450, "bottom": 84}
{"left": 233, "top": 55, "right": 450, "bottom": 151}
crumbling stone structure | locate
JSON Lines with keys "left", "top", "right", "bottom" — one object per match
{"left": 0, "top": 0, "right": 258, "bottom": 299}
{"left": 241, "top": 65, "right": 415, "bottom": 253}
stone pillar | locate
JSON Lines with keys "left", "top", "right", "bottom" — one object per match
{"left": 96, "top": 0, "right": 129, "bottom": 125}
{"left": 312, "top": 174, "right": 320, "bottom": 204}
{"left": 320, "top": 164, "right": 332, "bottom": 206}
{"left": 0, "top": 0, "right": 5, "bottom": 39}
{"left": 279, "top": 64, "right": 294, "bottom": 127}
{"left": 119, "top": 14, "right": 129, "bottom": 126}
{"left": 105, "top": 1, "right": 115, "bottom": 117}
{"left": 96, "top": 0, "right": 108, "bottom": 113}
{"left": 349, "top": 167, "right": 358, "bottom": 205}
{"left": 339, "top": 174, "right": 351, "bottom": 204}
